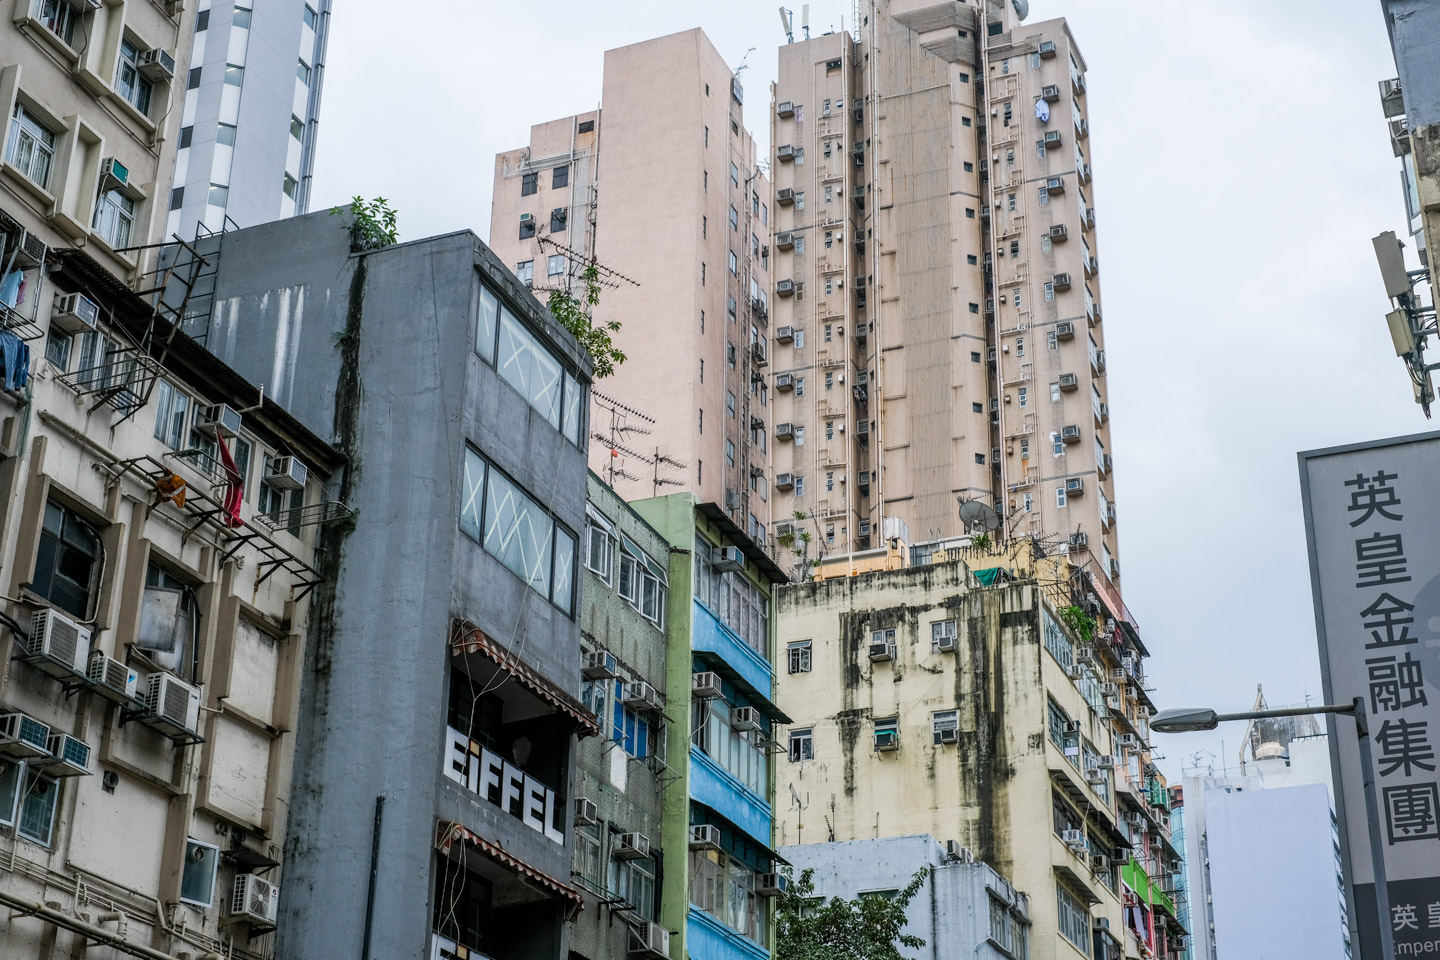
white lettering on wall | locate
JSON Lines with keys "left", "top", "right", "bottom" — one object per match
{"left": 443, "top": 726, "right": 566, "bottom": 845}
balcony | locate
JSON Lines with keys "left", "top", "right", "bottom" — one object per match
{"left": 692, "top": 601, "right": 785, "bottom": 721}
{"left": 690, "top": 748, "right": 772, "bottom": 850}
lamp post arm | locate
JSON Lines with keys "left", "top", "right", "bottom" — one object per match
{"left": 1211, "top": 703, "right": 1356, "bottom": 724}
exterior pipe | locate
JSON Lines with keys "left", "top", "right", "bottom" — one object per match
{"left": 0, "top": 889, "right": 182, "bottom": 960}
{"left": 361, "top": 794, "right": 385, "bottom": 960}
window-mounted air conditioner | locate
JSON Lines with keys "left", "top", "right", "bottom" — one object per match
{"left": 1052, "top": 272, "right": 1072, "bottom": 290}
{"left": 1059, "top": 373, "right": 1079, "bottom": 390}
{"left": 1061, "top": 828, "right": 1085, "bottom": 848}
{"left": 775, "top": 473, "right": 794, "bottom": 490}
{"left": 614, "top": 832, "right": 652, "bottom": 860}
{"left": 633, "top": 921, "right": 670, "bottom": 959}
{"left": 1061, "top": 425, "right": 1081, "bottom": 442}
{"left": 230, "top": 873, "right": 280, "bottom": 926}
{"left": 1041, "top": 84, "right": 1061, "bottom": 102}
{"left": 1069, "top": 532, "right": 1088, "bottom": 549}
{"left": 0, "top": 712, "right": 52, "bottom": 759}
{"left": 692, "top": 671, "right": 722, "bottom": 699}
{"left": 195, "top": 403, "right": 243, "bottom": 440}
{"left": 936, "top": 726, "right": 959, "bottom": 744}
{"left": 1066, "top": 478, "right": 1085, "bottom": 495}
{"left": 874, "top": 729, "right": 899, "bottom": 752}
{"left": 775, "top": 422, "right": 795, "bottom": 438}
{"left": 776, "top": 279, "right": 796, "bottom": 296}
{"left": 712, "top": 545, "right": 744, "bottom": 572}
{"left": 25, "top": 608, "right": 91, "bottom": 677}
{"left": 50, "top": 292, "right": 100, "bottom": 335}
{"left": 689, "top": 824, "right": 722, "bottom": 850}
{"left": 1118, "top": 734, "right": 1139, "bottom": 750}
{"left": 775, "top": 233, "right": 795, "bottom": 251}
{"left": 775, "top": 374, "right": 795, "bottom": 392}
{"left": 1056, "top": 321, "right": 1076, "bottom": 340}
{"left": 266, "top": 455, "right": 308, "bottom": 490}
{"left": 88, "top": 651, "right": 139, "bottom": 702}
{"left": 137, "top": 48, "right": 177, "bottom": 82}
{"left": 869, "top": 641, "right": 895, "bottom": 662}
{"left": 581, "top": 650, "right": 619, "bottom": 680}
{"left": 777, "top": 144, "right": 795, "bottom": 162}
{"left": 858, "top": 521, "right": 872, "bottom": 537}
{"left": 99, "top": 157, "right": 130, "bottom": 187}
{"left": 36, "top": 733, "right": 91, "bottom": 777}
{"left": 730, "top": 707, "right": 762, "bottom": 732}
{"left": 777, "top": 188, "right": 795, "bottom": 205}
{"left": 776, "top": 326, "right": 795, "bottom": 343}
{"left": 621, "top": 681, "right": 661, "bottom": 713}
{"left": 574, "top": 797, "right": 599, "bottom": 825}
{"left": 1066, "top": 664, "right": 1085, "bottom": 679}
{"left": 1097, "top": 755, "right": 1116, "bottom": 769}
{"left": 776, "top": 101, "right": 795, "bottom": 119}
{"left": 757, "top": 873, "right": 789, "bottom": 896}
{"left": 1086, "top": 766, "right": 1107, "bottom": 785}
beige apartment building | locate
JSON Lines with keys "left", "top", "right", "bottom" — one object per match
{"left": 769, "top": 1, "right": 1119, "bottom": 585}
{"left": 777, "top": 542, "right": 1185, "bottom": 960}
{"left": 491, "top": 29, "right": 776, "bottom": 545}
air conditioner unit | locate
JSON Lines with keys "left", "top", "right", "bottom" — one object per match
{"left": 856, "top": 420, "right": 870, "bottom": 437}
{"left": 936, "top": 726, "right": 959, "bottom": 744}
{"left": 1061, "top": 425, "right": 1081, "bottom": 443}
{"left": 692, "top": 671, "right": 723, "bottom": 698}
{"left": 26, "top": 608, "right": 91, "bottom": 677}
{"left": 858, "top": 471, "right": 871, "bottom": 485}
{"left": 776, "top": 326, "right": 795, "bottom": 343}
{"left": 1080, "top": 163, "right": 1092, "bottom": 183}
{"left": 713, "top": 545, "right": 745, "bottom": 571}
{"left": 1043, "top": 131, "right": 1063, "bottom": 149}
{"left": 1064, "top": 720, "right": 1082, "bottom": 734}
{"left": 730, "top": 707, "right": 762, "bottom": 732}
{"left": 88, "top": 651, "right": 139, "bottom": 702}
{"left": 574, "top": 797, "right": 599, "bottom": 825}
{"left": 776, "top": 422, "right": 795, "bottom": 438}
{"left": 1090, "top": 854, "right": 1110, "bottom": 873}
{"left": 1061, "top": 828, "right": 1085, "bottom": 848}
{"left": 230, "top": 873, "right": 279, "bottom": 926}
{"left": 1048, "top": 223, "right": 1068, "bottom": 242}
{"left": 776, "top": 101, "right": 795, "bottom": 119}
{"left": 1118, "top": 734, "right": 1139, "bottom": 750}
{"left": 1126, "top": 811, "right": 1146, "bottom": 827}
{"left": 869, "top": 641, "right": 895, "bottom": 662}
{"left": 1058, "top": 373, "right": 1079, "bottom": 390}
{"left": 266, "top": 455, "right": 308, "bottom": 490}
{"left": 621, "top": 681, "right": 661, "bottom": 713}
{"left": 1052, "top": 272, "right": 1072, "bottom": 290}
{"left": 751, "top": 341, "right": 768, "bottom": 366}
{"left": 50, "top": 292, "right": 100, "bottom": 335}
{"left": 775, "top": 374, "right": 795, "bottom": 393}
{"left": 775, "top": 473, "right": 795, "bottom": 490}
{"left": 144, "top": 673, "right": 202, "bottom": 735}
{"left": 0, "top": 712, "right": 51, "bottom": 759}
{"left": 934, "top": 634, "right": 956, "bottom": 653}
{"left": 1098, "top": 756, "right": 1116, "bottom": 769}
{"left": 519, "top": 212, "right": 534, "bottom": 223}
{"left": 615, "top": 832, "right": 652, "bottom": 860}
{"left": 777, "top": 144, "right": 795, "bottom": 162}
{"left": 1109, "top": 667, "right": 1127, "bottom": 681}
{"left": 757, "top": 873, "right": 789, "bottom": 896}
{"left": 1066, "top": 664, "right": 1084, "bottom": 679}
{"left": 689, "top": 824, "right": 723, "bottom": 850}
{"left": 858, "top": 521, "right": 873, "bottom": 537}
{"left": 1046, "top": 177, "right": 1065, "bottom": 195}
{"left": 1109, "top": 558, "right": 1120, "bottom": 578}
{"left": 195, "top": 403, "right": 243, "bottom": 440}
{"left": 1066, "top": 478, "right": 1085, "bottom": 495}
{"left": 632, "top": 921, "right": 670, "bottom": 959}
{"left": 1101, "top": 682, "right": 1119, "bottom": 698}
{"left": 36, "top": 732, "right": 91, "bottom": 777}
{"left": 1068, "top": 532, "right": 1089, "bottom": 550}
{"left": 1055, "top": 321, "right": 1076, "bottom": 340}
{"left": 581, "top": 650, "right": 619, "bottom": 680}
{"left": 11, "top": 228, "right": 48, "bottom": 268}
{"left": 99, "top": 156, "right": 130, "bottom": 188}
{"left": 945, "top": 839, "right": 974, "bottom": 862}
{"left": 874, "top": 729, "right": 899, "bottom": 752}
{"left": 986, "top": 346, "right": 997, "bottom": 362}
{"left": 137, "top": 48, "right": 177, "bottom": 81}
{"left": 776, "top": 233, "right": 795, "bottom": 251}
{"left": 1086, "top": 766, "right": 1106, "bottom": 785}
{"left": 1077, "top": 118, "right": 1089, "bottom": 139}
{"left": 1041, "top": 84, "right": 1061, "bottom": 102}
{"left": 775, "top": 522, "right": 794, "bottom": 537}
{"left": 776, "top": 280, "right": 796, "bottom": 297}
{"left": 1039, "top": 40, "right": 1057, "bottom": 58}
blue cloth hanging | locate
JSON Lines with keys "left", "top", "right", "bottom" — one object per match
{"left": 0, "top": 330, "right": 30, "bottom": 391}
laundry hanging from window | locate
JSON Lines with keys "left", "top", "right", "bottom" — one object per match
{"left": 1035, "top": 98, "right": 1050, "bottom": 123}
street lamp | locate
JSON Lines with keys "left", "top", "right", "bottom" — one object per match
{"left": 1151, "top": 697, "right": 1393, "bottom": 960}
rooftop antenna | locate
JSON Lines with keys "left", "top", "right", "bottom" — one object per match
{"left": 778, "top": 6, "right": 794, "bottom": 43}
{"left": 801, "top": 3, "right": 810, "bottom": 39}
{"left": 734, "top": 47, "right": 756, "bottom": 78}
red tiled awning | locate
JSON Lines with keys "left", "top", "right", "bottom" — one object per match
{"left": 437, "top": 821, "right": 584, "bottom": 917}
{"left": 451, "top": 623, "right": 600, "bottom": 738}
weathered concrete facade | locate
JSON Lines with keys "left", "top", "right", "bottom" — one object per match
{"left": 191, "top": 211, "right": 596, "bottom": 959}
{"left": 779, "top": 835, "right": 1031, "bottom": 960}
{"left": 776, "top": 558, "right": 1182, "bottom": 960}
{"left": 571, "top": 472, "right": 675, "bottom": 960}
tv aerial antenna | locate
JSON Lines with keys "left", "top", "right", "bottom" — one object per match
{"left": 591, "top": 390, "right": 686, "bottom": 493}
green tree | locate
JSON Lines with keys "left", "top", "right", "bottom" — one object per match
{"left": 775, "top": 867, "right": 928, "bottom": 960}
{"left": 546, "top": 264, "right": 626, "bottom": 379}
{"left": 330, "top": 196, "right": 398, "bottom": 251}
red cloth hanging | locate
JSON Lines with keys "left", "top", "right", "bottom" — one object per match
{"left": 216, "top": 435, "right": 244, "bottom": 528}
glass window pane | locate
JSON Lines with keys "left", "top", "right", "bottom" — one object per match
{"left": 475, "top": 284, "right": 498, "bottom": 364}
{"left": 561, "top": 371, "right": 582, "bottom": 446}
{"left": 18, "top": 773, "right": 57, "bottom": 844}
{"left": 497, "top": 308, "right": 562, "bottom": 427}
{"left": 460, "top": 449, "right": 485, "bottom": 541}
{"left": 483, "top": 465, "right": 554, "bottom": 597}
{"left": 180, "top": 839, "right": 219, "bottom": 905}
{"left": 552, "top": 526, "right": 576, "bottom": 614}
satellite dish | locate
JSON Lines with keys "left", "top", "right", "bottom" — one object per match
{"left": 1011, "top": 0, "right": 1030, "bottom": 20}
{"left": 958, "top": 500, "right": 1001, "bottom": 533}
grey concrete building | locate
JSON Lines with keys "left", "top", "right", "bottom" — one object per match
{"left": 167, "top": 0, "right": 331, "bottom": 239}
{"left": 184, "top": 210, "right": 596, "bottom": 959}
{"left": 572, "top": 472, "right": 674, "bottom": 960}
{"left": 779, "top": 835, "right": 1031, "bottom": 960}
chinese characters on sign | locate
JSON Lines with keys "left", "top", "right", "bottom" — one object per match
{"left": 1301, "top": 435, "right": 1440, "bottom": 956}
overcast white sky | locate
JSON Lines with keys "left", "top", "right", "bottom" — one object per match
{"left": 313, "top": 1, "right": 1421, "bottom": 781}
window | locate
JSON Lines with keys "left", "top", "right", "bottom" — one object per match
{"left": 18, "top": 771, "right": 58, "bottom": 845}
{"left": 726, "top": 342, "right": 735, "bottom": 368}
{"left": 794, "top": 426, "right": 805, "bottom": 446}
{"left": 521, "top": 172, "right": 537, "bottom": 196}
{"left": 611, "top": 850, "right": 658, "bottom": 920}
{"left": 972, "top": 402, "right": 983, "bottom": 413}
{"left": 33, "top": 501, "right": 100, "bottom": 619}
{"left": 788, "top": 640, "right": 812, "bottom": 674}
{"left": 617, "top": 537, "right": 667, "bottom": 627}
{"left": 434, "top": 857, "right": 494, "bottom": 956}
{"left": 1018, "top": 387, "right": 1027, "bottom": 407}
{"left": 547, "top": 254, "right": 565, "bottom": 277}
{"left": 794, "top": 192, "right": 805, "bottom": 211}
{"left": 1014, "top": 288, "right": 1023, "bottom": 310}
{"left": 962, "top": 116, "right": 971, "bottom": 127}
{"left": 519, "top": 217, "right": 535, "bottom": 240}
{"left": 1056, "top": 486, "right": 1068, "bottom": 508}
{"left": 726, "top": 391, "right": 736, "bottom": 418}
{"left": 460, "top": 449, "right": 577, "bottom": 614}
{"left": 725, "top": 440, "right": 735, "bottom": 467}
{"left": 794, "top": 476, "right": 805, "bottom": 496}
{"left": 116, "top": 40, "right": 154, "bottom": 115}
{"left": 550, "top": 208, "right": 567, "bottom": 233}
{"left": 1048, "top": 330, "right": 1058, "bottom": 351}
{"left": 930, "top": 619, "right": 957, "bottom": 651}
{"left": 296, "top": 59, "right": 312, "bottom": 84}
{"left": 224, "top": 64, "right": 244, "bottom": 86}
{"left": 139, "top": 563, "right": 200, "bottom": 679}
{"left": 303, "top": 4, "right": 318, "bottom": 29}
{"left": 515, "top": 259, "right": 533, "bottom": 285}
{"left": 0, "top": 761, "right": 18, "bottom": 826}
{"left": 218, "top": 122, "right": 238, "bottom": 145}
{"left": 972, "top": 352, "right": 982, "bottom": 363}
{"left": 932, "top": 710, "right": 958, "bottom": 744}
{"left": 825, "top": 471, "right": 834, "bottom": 491}
{"left": 153, "top": 381, "right": 190, "bottom": 449}
{"left": 1008, "top": 193, "right": 1017, "bottom": 212}
{"left": 730, "top": 161, "right": 739, "bottom": 186}
{"left": 975, "top": 453, "right": 986, "bottom": 465}
{"left": 1057, "top": 884, "right": 1091, "bottom": 953}
{"left": 729, "top": 251, "right": 738, "bottom": 275}
{"left": 1043, "top": 609, "right": 1074, "bottom": 669}
{"left": 231, "top": 8, "right": 252, "bottom": 28}
{"left": 689, "top": 844, "right": 769, "bottom": 944}
{"left": 1037, "top": 187, "right": 1049, "bottom": 207}
{"left": 729, "top": 205, "right": 739, "bottom": 231}
{"left": 476, "top": 283, "right": 584, "bottom": 446}
{"left": 207, "top": 183, "right": 228, "bottom": 207}
{"left": 188, "top": 67, "right": 202, "bottom": 90}
{"left": 585, "top": 508, "right": 616, "bottom": 584}
{"left": 1016, "top": 337, "right": 1024, "bottom": 357}
{"left": 612, "top": 679, "right": 652, "bottom": 759}
{"left": 38, "top": 0, "right": 77, "bottom": 45}
{"left": 181, "top": 838, "right": 220, "bottom": 906}
{"left": 6, "top": 104, "right": 56, "bottom": 190}
{"left": 1042, "top": 236, "right": 1052, "bottom": 254}
{"left": 789, "top": 727, "right": 814, "bottom": 761}
{"left": 578, "top": 119, "right": 595, "bottom": 133}
{"left": 1044, "top": 282, "right": 1055, "bottom": 302}
{"left": 574, "top": 824, "right": 602, "bottom": 885}
{"left": 282, "top": 174, "right": 298, "bottom": 200}
{"left": 1051, "top": 382, "right": 1061, "bottom": 403}
{"left": 552, "top": 166, "right": 569, "bottom": 189}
